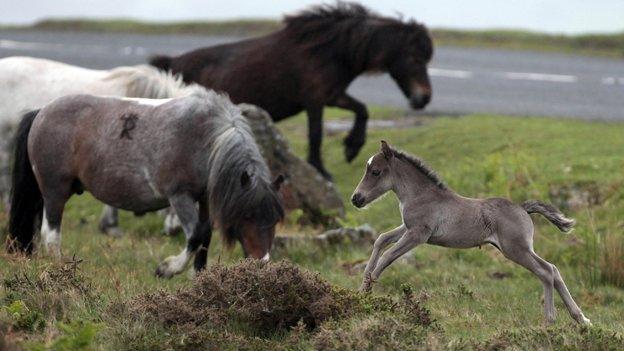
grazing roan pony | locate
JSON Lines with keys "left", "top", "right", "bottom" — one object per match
{"left": 149, "top": 2, "right": 434, "bottom": 179}
{"left": 351, "top": 141, "right": 591, "bottom": 325}
{"left": 8, "top": 90, "right": 284, "bottom": 278}
{"left": 0, "top": 56, "right": 204, "bottom": 235}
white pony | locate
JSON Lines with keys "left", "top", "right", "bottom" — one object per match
{"left": 0, "top": 56, "right": 200, "bottom": 234}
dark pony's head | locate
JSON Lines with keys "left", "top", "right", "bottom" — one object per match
{"left": 284, "top": 2, "right": 434, "bottom": 109}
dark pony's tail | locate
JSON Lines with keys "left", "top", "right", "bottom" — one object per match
{"left": 149, "top": 55, "right": 172, "bottom": 72}
{"left": 8, "top": 109, "right": 42, "bottom": 254}
{"left": 522, "top": 200, "right": 575, "bottom": 233}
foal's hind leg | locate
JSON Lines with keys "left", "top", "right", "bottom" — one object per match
{"left": 500, "top": 246, "right": 557, "bottom": 324}
{"left": 551, "top": 262, "right": 591, "bottom": 324}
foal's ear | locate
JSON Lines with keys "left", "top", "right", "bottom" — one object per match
{"left": 273, "top": 174, "right": 285, "bottom": 191}
{"left": 380, "top": 140, "right": 393, "bottom": 160}
{"left": 241, "top": 171, "right": 251, "bottom": 188}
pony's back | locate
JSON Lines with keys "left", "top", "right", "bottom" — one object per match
{"left": 0, "top": 57, "right": 109, "bottom": 124}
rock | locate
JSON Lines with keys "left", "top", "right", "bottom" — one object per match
{"left": 273, "top": 224, "right": 375, "bottom": 251}
{"left": 240, "top": 104, "right": 344, "bottom": 225}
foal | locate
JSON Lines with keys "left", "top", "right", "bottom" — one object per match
{"left": 351, "top": 141, "right": 591, "bottom": 325}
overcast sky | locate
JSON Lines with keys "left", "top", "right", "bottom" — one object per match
{"left": 2, "top": 0, "right": 623, "bottom": 34}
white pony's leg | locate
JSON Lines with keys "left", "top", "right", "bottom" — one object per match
{"left": 163, "top": 208, "right": 183, "bottom": 235}
{"left": 98, "top": 206, "right": 123, "bottom": 237}
{"left": 40, "top": 212, "right": 61, "bottom": 258}
{"left": 0, "top": 122, "right": 13, "bottom": 209}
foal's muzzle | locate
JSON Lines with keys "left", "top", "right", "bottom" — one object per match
{"left": 351, "top": 193, "right": 365, "bottom": 208}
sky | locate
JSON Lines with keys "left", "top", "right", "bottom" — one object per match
{"left": 2, "top": 0, "right": 623, "bottom": 34}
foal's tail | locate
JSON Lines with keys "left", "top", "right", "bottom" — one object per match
{"left": 8, "top": 109, "right": 42, "bottom": 254}
{"left": 522, "top": 200, "right": 575, "bottom": 233}
{"left": 149, "top": 55, "right": 172, "bottom": 72}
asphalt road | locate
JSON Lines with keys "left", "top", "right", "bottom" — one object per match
{"left": 1, "top": 30, "right": 623, "bottom": 120}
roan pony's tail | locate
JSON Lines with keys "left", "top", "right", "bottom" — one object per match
{"left": 522, "top": 200, "right": 575, "bottom": 233}
{"left": 8, "top": 109, "right": 42, "bottom": 254}
{"left": 149, "top": 55, "right": 172, "bottom": 72}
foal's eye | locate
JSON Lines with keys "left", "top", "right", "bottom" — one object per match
{"left": 371, "top": 170, "right": 381, "bottom": 177}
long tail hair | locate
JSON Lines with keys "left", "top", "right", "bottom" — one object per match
{"left": 522, "top": 200, "right": 575, "bottom": 233}
{"left": 7, "top": 109, "right": 42, "bottom": 254}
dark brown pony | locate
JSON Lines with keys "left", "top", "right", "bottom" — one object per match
{"left": 150, "top": 2, "right": 433, "bottom": 179}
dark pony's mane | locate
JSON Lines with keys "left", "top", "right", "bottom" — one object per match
{"left": 390, "top": 147, "right": 447, "bottom": 190}
{"left": 283, "top": 1, "right": 432, "bottom": 73}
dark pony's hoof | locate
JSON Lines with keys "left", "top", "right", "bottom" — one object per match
{"left": 343, "top": 136, "right": 365, "bottom": 163}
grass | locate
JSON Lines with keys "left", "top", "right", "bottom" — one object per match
{"left": 1, "top": 108, "right": 624, "bottom": 349}
{"left": 3, "top": 18, "right": 624, "bottom": 58}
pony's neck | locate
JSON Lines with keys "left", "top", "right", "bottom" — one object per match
{"left": 390, "top": 158, "right": 446, "bottom": 204}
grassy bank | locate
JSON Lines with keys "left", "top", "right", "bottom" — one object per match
{"left": 2, "top": 18, "right": 624, "bottom": 57}
{"left": 1, "top": 109, "right": 624, "bottom": 349}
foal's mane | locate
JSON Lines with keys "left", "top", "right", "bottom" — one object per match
{"left": 105, "top": 65, "right": 205, "bottom": 99}
{"left": 283, "top": 2, "right": 432, "bottom": 71}
{"left": 390, "top": 147, "right": 447, "bottom": 190}
{"left": 201, "top": 92, "right": 283, "bottom": 244}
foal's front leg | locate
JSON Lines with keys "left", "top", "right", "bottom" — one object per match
{"left": 362, "top": 228, "right": 430, "bottom": 292}
{"left": 360, "top": 225, "right": 406, "bottom": 291}
{"left": 155, "top": 194, "right": 201, "bottom": 278}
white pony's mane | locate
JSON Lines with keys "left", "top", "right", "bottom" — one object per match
{"left": 104, "top": 64, "right": 205, "bottom": 99}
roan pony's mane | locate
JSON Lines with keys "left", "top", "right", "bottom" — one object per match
{"left": 105, "top": 64, "right": 205, "bottom": 99}
{"left": 283, "top": 2, "right": 432, "bottom": 71}
{"left": 200, "top": 93, "right": 284, "bottom": 244}
{"left": 390, "top": 147, "right": 447, "bottom": 190}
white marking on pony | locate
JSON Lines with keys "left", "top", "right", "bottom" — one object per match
{"left": 160, "top": 248, "right": 192, "bottom": 277}
{"left": 121, "top": 97, "right": 173, "bottom": 106}
{"left": 142, "top": 167, "right": 162, "bottom": 197}
{"left": 164, "top": 211, "right": 182, "bottom": 235}
{"left": 367, "top": 155, "right": 375, "bottom": 166}
{"left": 261, "top": 253, "right": 270, "bottom": 262}
{"left": 40, "top": 212, "right": 61, "bottom": 257}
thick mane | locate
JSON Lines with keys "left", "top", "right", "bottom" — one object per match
{"left": 390, "top": 147, "right": 447, "bottom": 190}
{"left": 202, "top": 93, "right": 283, "bottom": 243}
{"left": 283, "top": 2, "right": 432, "bottom": 71}
{"left": 105, "top": 64, "right": 205, "bottom": 99}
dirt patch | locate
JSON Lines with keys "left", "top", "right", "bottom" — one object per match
{"left": 488, "top": 271, "right": 514, "bottom": 280}
{"left": 111, "top": 261, "right": 435, "bottom": 350}
{"left": 119, "top": 260, "right": 355, "bottom": 333}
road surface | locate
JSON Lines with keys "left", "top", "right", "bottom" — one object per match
{"left": 1, "top": 30, "right": 623, "bottom": 120}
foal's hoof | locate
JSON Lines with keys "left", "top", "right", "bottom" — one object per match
{"left": 580, "top": 316, "right": 592, "bottom": 326}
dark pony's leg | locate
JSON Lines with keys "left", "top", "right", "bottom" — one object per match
{"left": 306, "top": 106, "right": 332, "bottom": 180}
{"left": 155, "top": 193, "right": 200, "bottom": 278}
{"left": 329, "top": 93, "right": 369, "bottom": 163}
{"left": 192, "top": 197, "right": 212, "bottom": 273}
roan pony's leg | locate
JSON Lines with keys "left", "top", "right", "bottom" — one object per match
{"left": 98, "top": 206, "right": 123, "bottom": 237}
{"left": 155, "top": 194, "right": 211, "bottom": 278}
{"left": 363, "top": 228, "right": 430, "bottom": 292}
{"left": 360, "top": 225, "right": 406, "bottom": 291}
{"left": 40, "top": 196, "right": 69, "bottom": 259}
